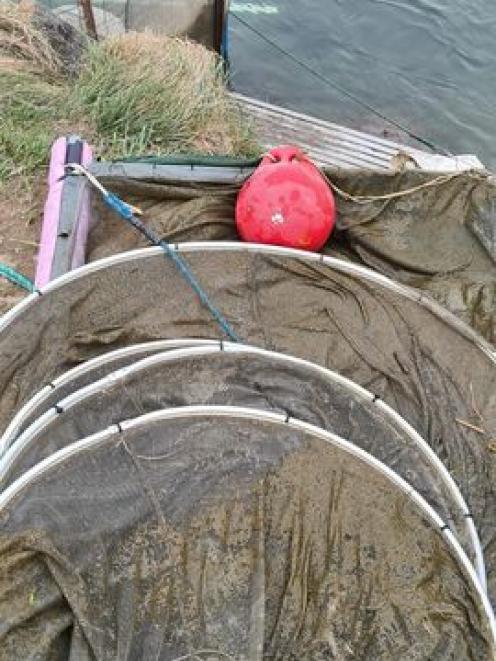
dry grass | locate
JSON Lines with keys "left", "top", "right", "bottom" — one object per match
{"left": 0, "top": 3, "right": 259, "bottom": 184}
{"left": 0, "top": 3, "right": 66, "bottom": 182}
{"left": 0, "top": 1, "right": 62, "bottom": 77}
{"left": 73, "top": 31, "right": 259, "bottom": 158}
{"left": 0, "top": 70, "right": 66, "bottom": 181}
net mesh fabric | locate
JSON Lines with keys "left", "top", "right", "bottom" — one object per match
{"left": 0, "top": 349, "right": 475, "bottom": 565}
{"left": 0, "top": 414, "right": 493, "bottom": 659}
{"left": 0, "top": 249, "right": 495, "bottom": 599}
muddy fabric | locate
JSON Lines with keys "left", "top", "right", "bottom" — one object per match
{"left": 4, "top": 340, "right": 214, "bottom": 444}
{"left": 87, "top": 177, "right": 241, "bottom": 259}
{"left": 0, "top": 414, "right": 493, "bottom": 660}
{"left": 0, "top": 349, "right": 476, "bottom": 565}
{"left": 0, "top": 248, "right": 495, "bottom": 599}
{"left": 332, "top": 170, "right": 496, "bottom": 345}
{"left": 88, "top": 169, "right": 496, "bottom": 343}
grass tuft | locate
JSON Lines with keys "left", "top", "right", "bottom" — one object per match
{"left": 0, "top": 70, "right": 66, "bottom": 181}
{"left": 72, "top": 32, "right": 259, "bottom": 158}
{"left": 0, "top": 3, "right": 260, "bottom": 187}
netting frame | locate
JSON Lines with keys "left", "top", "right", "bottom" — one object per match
{"left": 0, "top": 340, "right": 486, "bottom": 588}
{"left": 1, "top": 404, "right": 494, "bottom": 644}
{"left": 2, "top": 243, "right": 493, "bottom": 360}
{"left": 0, "top": 338, "right": 217, "bottom": 446}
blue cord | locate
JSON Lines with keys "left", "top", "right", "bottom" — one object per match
{"left": 104, "top": 192, "right": 240, "bottom": 342}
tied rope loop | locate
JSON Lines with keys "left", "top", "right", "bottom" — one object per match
{"left": 66, "top": 164, "right": 240, "bottom": 343}
{"left": 326, "top": 172, "right": 462, "bottom": 205}
{"left": 315, "top": 164, "right": 489, "bottom": 206}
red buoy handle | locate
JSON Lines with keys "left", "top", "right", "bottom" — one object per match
{"left": 261, "top": 145, "right": 306, "bottom": 165}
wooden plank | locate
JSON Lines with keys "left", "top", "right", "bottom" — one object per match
{"left": 259, "top": 132, "right": 390, "bottom": 169}
{"left": 256, "top": 122, "right": 392, "bottom": 168}
{"left": 91, "top": 162, "right": 254, "bottom": 184}
{"left": 245, "top": 106, "right": 399, "bottom": 158}
{"left": 246, "top": 116, "right": 392, "bottom": 169}
{"left": 234, "top": 93, "right": 484, "bottom": 172}
{"left": 233, "top": 94, "right": 407, "bottom": 152}
{"left": 78, "top": 0, "right": 98, "bottom": 40}
{"left": 213, "top": 0, "right": 226, "bottom": 53}
{"left": 241, "top": 104, "right": 399, "bottom": 157}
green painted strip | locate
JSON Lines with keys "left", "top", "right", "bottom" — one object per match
{"left": 113, "top": 154, "right": 262, "bottom": 167}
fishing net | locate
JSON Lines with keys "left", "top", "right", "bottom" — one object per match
{"left": 0, "top": 246, "right": 495, "bottom": 602}
{"left": 87, "top": 167, "right": 496, "bottom": 344}
{"left": 1, "top": 339, "right": 215, "bottom": 444}
{"left": 0, "top": 345, "right": 479, "bottom": 570}
{"left": 0, "top": 410, "right": 493, "bottom": 659}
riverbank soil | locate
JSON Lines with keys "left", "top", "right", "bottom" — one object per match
{"left": 0, "top": 180, "right": 43, "bottom": 314}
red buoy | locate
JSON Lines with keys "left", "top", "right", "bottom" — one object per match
{"left": 236, "top": 145, "right": 336, "bottom": 252}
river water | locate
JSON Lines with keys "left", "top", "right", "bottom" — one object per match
{"left": 229, "top": 1, "right": 496, "bottom": 167}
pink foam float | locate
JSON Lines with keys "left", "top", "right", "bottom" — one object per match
{"left": 36, "top": 136, "right": 92, "bottom": 288}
